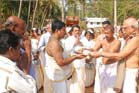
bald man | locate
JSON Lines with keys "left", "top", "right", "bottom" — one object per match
{"left": 4, "top": 16, "right": 31, "bottom": 74}
{"left": 90, "top": 17, "right": 139, "bottom": 93}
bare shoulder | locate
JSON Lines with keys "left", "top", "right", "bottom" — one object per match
{"left": 99, "top": 39, "right": 105, "bottom": 44}
{"left": 46, "top": 38, "right": 61, "bottom": 55}
{"left": 114, "top": 39, "right": 121, "bottom": 45}
{"left": 122, "top": 36, "right": 139, "bottom": 52}
{"left": 47, "top": 39, "right": 60, "bottom": 50}
{"left": 128, "top": 36, "right": 139, "bottom": 45}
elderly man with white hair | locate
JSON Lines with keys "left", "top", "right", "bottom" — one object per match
{"left": 90, "top": 17, "right": 139, "bottom": 93}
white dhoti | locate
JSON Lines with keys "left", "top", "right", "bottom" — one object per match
{"left": 100, "top": 62, "right": 117, "bottom": 93}
{"left": 44, "top": 52, "right": 72, "bottom": 93}
{"left": 85, "top": 62, "right": 96, "bottom": 87}
{"left": 94, "top": 57, "right": 102, "bottom": 93}
{"left": 94, "top": 57, "right": 117, "bottom": 93}
{"left": 44, "top": 74, "right": 69, "bottom": 93}
{"left": 70, "top": 59, "right": 86, "bottom": 93}
{"left": 53, "top": 80, "right": 69, "bottom": 93}
{"left": 44, "top": 68, "right": 70, "bottom": 93}
{"left": 123, "top": 68, "right": 138, "bottom": 93}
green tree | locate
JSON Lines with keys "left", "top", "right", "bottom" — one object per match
{"left": 117, "top": 0, "right": 139, "bottom": 25}
{"left": 66, "top": 0, "right": 79, "bottom": 16}
{"left": 39, "top": 0, "right": 61, "bottom": 27}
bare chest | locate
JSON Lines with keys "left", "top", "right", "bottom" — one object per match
{"left": 102, "top": 40, "right": 116, "bottom": 52}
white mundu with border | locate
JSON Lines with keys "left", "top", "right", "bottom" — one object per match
{"left": 44, "top": 51, "right": 72, "bottom": 93}
{"left": 64, "top": 36, "right": 86, "bottom": 93}
{"left": 0, "top": 55, "right": 37, "bottom": 93}
{"left": 123, "top": 68, "right": 139, "bottom": 93}
{"left": 45, "top": 52, "right": 72, "bottom": 82}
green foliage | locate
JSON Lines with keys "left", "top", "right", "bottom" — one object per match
{"left": 117, "top": 0, "right": 139, "bottom": 24}
{"left": 93, "top": 0, "right": 139, "bottom": 25}
{"left": 0, "top": 0, "right": 61, "bottom": 28}
{"left": 0, "top": 0, "right": 139, "bottom": 28}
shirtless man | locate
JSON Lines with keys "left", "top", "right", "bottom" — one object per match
{"left": 96, "top": 20, "right": 111, "bottom": 41}
{"left": 89, "top": 25, "right": 121, "bottom": 93}
{"left": 4, "top": 16, "right": 31, "bottom": 74}
{"left": 44, "top": 20, "right": 85, "bottom": 93}
{"left": 90, "top": 17, "right": 139, "bottom": 93}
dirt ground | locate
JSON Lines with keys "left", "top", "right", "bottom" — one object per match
{"left": 85, "top": 87, "right": 93, "bottom": 93}
{"left": 39, "top": 86, "right": 93, "bottom": 93}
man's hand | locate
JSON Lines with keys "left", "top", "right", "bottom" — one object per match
{"left": 75, "top": 53, "right": 86, "bottom": 59}
{"left": 89, "top": 52, "right": 101, "bottom": 58}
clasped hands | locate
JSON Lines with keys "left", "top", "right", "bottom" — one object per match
{"left": 73, "top": 47, "right": 102, "bottom": 60}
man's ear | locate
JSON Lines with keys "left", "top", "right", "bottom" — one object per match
{"left": 8, "top": 47, "right": 14, "bottom": 54}
{"left": 7, "top": 47, "right": 14, "bottom": 59}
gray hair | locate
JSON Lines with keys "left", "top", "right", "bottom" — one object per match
{"left": 131, "top": 21, "right": 139, "bottom": 29}
{"left": 4, "top": 20, "right": 17, "bottom": 28}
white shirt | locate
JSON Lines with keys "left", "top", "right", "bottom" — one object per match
{"left": 80, "top": 37, "right": 95, "bottom": 49}
{"left": 38, "top": 32, "right": 51, "bottom": 52}
{"left": 64, "top": 36, "right": 86, "bottom": 68}
{"left": 31, "top": 38, "right": 39, "bottom": 54}
{"left": 0, "top": 55, "right": 37, "bottom": 93}
{"left": 64, "top": 36, "right": 76, "bottom": 51}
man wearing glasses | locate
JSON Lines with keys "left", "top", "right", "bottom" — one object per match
{"left": 90, "top": 17, "right": 139, "bottom": 93}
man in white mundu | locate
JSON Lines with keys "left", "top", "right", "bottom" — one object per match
{"left": 88, "top": 25, "right": 121, "bottom": 93}
{"left": 90, "top": 17, "right": 139, "bottom": 93}
{"left": 64, "top": 25, "right": 86, "bottom": 93}
{"left": 80, "top": 29, "right": 96, "bottom": 87}
{"left": 44, "top": 20, "right": 85, "bottom": 93}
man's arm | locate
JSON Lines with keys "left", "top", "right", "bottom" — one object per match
{"left": 91, "top": 37, "right": 139, "bottom": 61}
{"left": 89, "top": 39, "right": 102, "bottom": 51}
{"left": 18, "top": 35, "right": 32, "bottom": 74}
{"left": 47, "top": 40, "right": 85, "bottom": 66}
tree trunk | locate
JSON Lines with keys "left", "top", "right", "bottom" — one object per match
{"left": 41, "top": 6, "right": 48, "bottom": 28}
{"left": 27, "top": 0, "right": 31, "bottom": 28}
{"left": 32, "top": 0, "right": 38, "bottom": 28}
{"left": 18, "top": 0, "right": 22, "bottom": 18}
{"left": 61, "top": 0, "right": 65, "bottom": 22}
{"left": 41, "top": 5, "right": 51, "bottom": 28}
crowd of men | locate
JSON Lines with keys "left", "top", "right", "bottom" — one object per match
{"left": 0, "top": 16, "right": 139, "bottom": 93}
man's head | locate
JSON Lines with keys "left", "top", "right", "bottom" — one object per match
{"left": 102, "top": 20, "right": 111, "bottom": 28}
{"left": 85, "top": 29, "right": 95, "bottom": 40}
{"left": 70, "top": 25, "right": 80, "bottom": 38}
{"left": 52, "top": 20, "right": 66, "bottom": 39}
{"left": 103, "top": 25, "right": 114, "bottom": 40}
{"left": 0, "top": 29, "right": 21, "bottom": 61}
{"left": 4, "top": 16, "right": 26, "bottom": 38}
{"left": 118, "top": 28, "right": 127, "bottom": 39}
{"left": 122, "top": 17, "right": 138, "bottom": 37}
